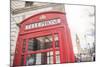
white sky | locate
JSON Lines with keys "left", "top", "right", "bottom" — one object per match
{"left": 65, "top": 5, "right": 95, "bottom": 53}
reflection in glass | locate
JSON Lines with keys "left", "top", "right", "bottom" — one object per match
{"left": 25, "top": 34, "right": 60, "bottom": 65}
{"left": 26, "top": 54, "right": 36, "bottom": 65}
{"left": 28, "top": 35, "right": 53, "bottom": 51}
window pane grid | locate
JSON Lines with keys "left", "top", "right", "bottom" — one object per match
{"left": 21, "top": 34, "right": 60, "bottom": 65}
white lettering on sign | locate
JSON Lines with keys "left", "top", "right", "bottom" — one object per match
{"left": 25, "top": 18, "right": 61, "bottom": 30}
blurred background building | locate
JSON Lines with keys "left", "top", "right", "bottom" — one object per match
{"left": 65, "top": 5, "right": 95, "bottom": 62}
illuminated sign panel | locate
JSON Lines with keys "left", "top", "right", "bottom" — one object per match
{"left": 25, "top": 18, "right": 61, "bottom": 30}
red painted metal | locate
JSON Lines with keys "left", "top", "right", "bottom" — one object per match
{"left": 22, "top": 48, "right": 59, "bottom": 55}
{"left": 13, "top": 11, "right": 75, "bottom": 66}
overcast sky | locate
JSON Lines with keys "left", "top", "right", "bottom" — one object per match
{"left": 65, "top": 5, "right": 95, "bottom": 53}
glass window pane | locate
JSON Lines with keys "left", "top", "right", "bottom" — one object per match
{"left": 41, "top": 52, "right": 47, "bottom": 64}
{"left": 28, "top": 35, "right": 53, "bottom": 51}
{"left": 26, "top": 52, "right": 49, "bottom": 65}
{"left": 47, "top": 51, "right": 53, "bottom": 64}
{"left": 56, "top": 55, "right": 60, "bottom": 63}
{"left": 50, "top": 51, "right": 53, "bottom": 55}
{"left": 56, "top": 51, "right": 60, "bottom": 64}
{"left": 26, "top": 51, "right": 60, "bottom": 65}
{"left": 26, "top": 54, "right": 36, "bottom": 66}
{"left": 54, "top": 34, "right": 59, "bottom": 47}
{"left": 26, "top": 34, "right": 60, "bottom": 65}
{"left": 50, "top": 56, "right": 53, "bottom": 64}
{"left": 36, "top": 53, "right": 41, "bottom": 64}
{"left": 28, "top": 38, "right": 39, "bottom": 51}
{"left": 56, "top": 51, "right": 60, "bottom": 55}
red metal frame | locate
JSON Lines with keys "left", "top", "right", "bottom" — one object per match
{"left": 13, "top": 11, "right": 75, "bottom": 66}
{"left": 21, "top": 29, "right": 61, "bottom": 65}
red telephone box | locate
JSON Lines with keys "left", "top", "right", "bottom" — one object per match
{"left": 13, "top": 11, "right": 75, "bottom": 66}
